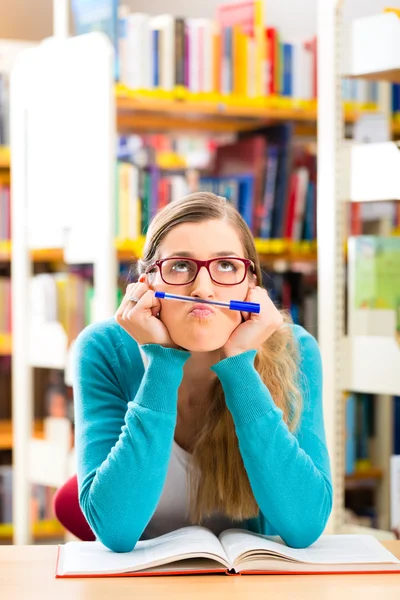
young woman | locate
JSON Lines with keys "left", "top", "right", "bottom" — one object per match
{"left": 54, "top": 192, "right": 332, "bottom": 552}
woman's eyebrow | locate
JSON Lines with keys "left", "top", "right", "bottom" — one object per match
{"left": 164, "top": 251, "right": 241, "bottom": 259}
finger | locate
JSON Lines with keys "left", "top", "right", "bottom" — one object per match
{"left": 241, "top": 286, "right": 265, "bottom": 321}
{"left": 137, "top": 289, "right": 162, "bottom": 315}
{"left": 123, "top": 288, "right": 161, "bottom": 322}
{"left": 119, "top": 282, "right": 147, "bottom": 319}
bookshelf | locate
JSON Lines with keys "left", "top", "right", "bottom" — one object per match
{"left": 0, "top": 420, "right": 44, "bottom": 451}
{"left": 318, "top": 2, "right": 399, "bottom": 539}
{"left": 0, "top": 333, "right": 12, "bottom": 357}
{"left": 116, "top": 86, "right": 368, "bottom": 136}
{"left": 0, "top": 147, "right": 10, "bottom": 169}
{"left": 4, "top": 3, "right": 387, "bottom": 545}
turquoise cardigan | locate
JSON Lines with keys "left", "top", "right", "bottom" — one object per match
{"left": 73, "top": 318, "right": 332, "bottom": 552}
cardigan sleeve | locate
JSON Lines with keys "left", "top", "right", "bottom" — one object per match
{"left": 73, "top": 323, "right": 190, "bottom": 552}
{"left": 210, "top": 325, "right": 333, "bottom": 548}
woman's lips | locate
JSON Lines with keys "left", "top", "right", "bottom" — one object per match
{"left": 189, "top": 303, "right": 215, "bottom": 318}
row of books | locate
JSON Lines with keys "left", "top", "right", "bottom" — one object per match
{"left": 349, "top": 202, "right": 400, "bottom": 237}
{"left": 0, "top": 465, "right": 59, "bottom": 526}
{"left": 349, "top": 236, "right": 400, "bottom": 339}
{"left": 0, "top": 73, "right": 9, "bottom": 146}
{"left": 24, "top": 264, "right": 318, "bottom": 346}
{"left": 116, "top": 126, "right": 317, "bottom": 241}
{"left": 261, "top": 268, "right": 318, "bottom": 338}
{"left": 71, "top": 0, "right": 379, "bottom": 107}
{"left": 31, "top": 272, "right": 94, "bottom": 345}
{"left": 345, "top": 393, "right": 400, "bottom": 476}
{"left": 0, "top": 180, "right": 10, "bottom": 241}
{"left": 0, "top": 278, "right": 11, "bottom": 335}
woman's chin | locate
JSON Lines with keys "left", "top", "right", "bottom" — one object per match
{"left": 171, "top": 333, "right": 229, "bottom": 353}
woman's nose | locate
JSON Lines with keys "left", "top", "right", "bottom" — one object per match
{"left": 189, "top": 266, "right": 215, "bottom": 297}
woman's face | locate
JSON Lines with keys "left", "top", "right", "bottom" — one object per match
{"left": 146, "top": 220, "right": 256, "bottom": 352}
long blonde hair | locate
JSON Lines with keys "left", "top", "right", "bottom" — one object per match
{"left": 137, "top": 192, "right": 302, "bottom": 523}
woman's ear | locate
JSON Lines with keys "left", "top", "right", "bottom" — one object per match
{"left": 250, "top": 273, "right": 257, "bottom": 289}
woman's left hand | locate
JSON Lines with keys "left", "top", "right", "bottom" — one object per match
{"left": 221, "top": 286, "right": 284, "bottom": 359}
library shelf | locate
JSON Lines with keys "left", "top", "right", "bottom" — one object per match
{"left": 345, "top": 468, "right": 384, "bottom": 490}
{"left": 0, "top": 146, "right": 10, "bottom": 169}
{"left": 0, "top": 333, "right": 12, "bottom": 356}
{"left": 347, "top": 142, "right": 400, "bottom": 202}
{"left": 0, "top": 419, "right": 44, "bottom": 451}
{"left": 346, "top": 12, "right": 400, "bottom": 83}
{"left": 341, "top": 335, "right": 400, "bottom": 396}
{"left": 116, "top": 86, "right": 370, "bottom": 135}
{"left": 0, "top": 519, "right": 65, "bottom": 541}
{"left": 0, "top": 238, "right": 318, "bottom": 265}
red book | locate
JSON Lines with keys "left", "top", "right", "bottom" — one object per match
{"left": 305, "top": 36, "right": 317, "bottom": 99}
{"left": 266, "top": 27, "right": 277, "bottom": 95}
{"left": 214, "top": 136, "right": 267, "bottom": 236}
{"left": 284, "top": 172, "right": 298, "bottom": 239}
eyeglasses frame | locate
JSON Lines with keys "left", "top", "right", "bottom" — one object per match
{"left": 145, "top": 256, "right": 255, "bottom": 286}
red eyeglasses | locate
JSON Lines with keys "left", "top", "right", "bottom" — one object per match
{"left": 145, "top": 257, "right": 255, "bottom": 286}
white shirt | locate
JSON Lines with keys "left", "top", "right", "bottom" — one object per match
{"left": 138, "top": 347, "right": 239, "bottom": 539}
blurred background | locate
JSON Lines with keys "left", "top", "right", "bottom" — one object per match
{"left": 0, "top": 0, "right": 399, "bottom": 546}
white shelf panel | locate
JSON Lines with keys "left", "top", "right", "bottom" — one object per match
{"left": 341, "top": 336, "right": 400, "bottom": 396}
{"left": 347, "top": 13, "right": 400, "bottom": 81}
{"left": 340, "top": 523, "right": 396, "bottom": 541}
{"left": 29, "top": 321, "right": 67, "bottom": 369}
{"left": 349, "top": 143, "right": 400, "bottom": 202}
{"left": 29, "top": 439, "right": 70, "bottom": 488}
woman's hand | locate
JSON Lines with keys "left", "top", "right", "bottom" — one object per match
{"left": 221, "top": 286, "right": 284, "bottom": 359}
{"left": 115, "top": 281, "right": 180, "bottom": 349}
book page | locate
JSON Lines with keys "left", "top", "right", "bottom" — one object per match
{"left": 59, "top": 526, "right": 230, "bottom": 576}
{"left": 219, "top": 530, "right": 400, "bottom": 568}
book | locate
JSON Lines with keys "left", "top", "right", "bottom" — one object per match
{"left": 56, "top": 526, "right": 400, "bottom": 578}
{"left": 348, "top": 236, "right": 400, "bottom": 337}
{"left": 71, "top": 0, "right": 120, "bottom": 79}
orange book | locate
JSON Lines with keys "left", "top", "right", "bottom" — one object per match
{"left": 216, "top": 0, "right": 265, "bottom": 97}
{"left": 56, "top": 525, "right": 400, "bottom": 578}
{"left": 213, "top": 29, "right": 221, "bottom": 93}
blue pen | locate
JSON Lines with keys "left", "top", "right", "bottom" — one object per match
{"left": 154, "top": 291, "right": 260, "bottom": 314}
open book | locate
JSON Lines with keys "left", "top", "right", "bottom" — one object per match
{"left": 56, "top": 526, "right": 400, "bottom": 578}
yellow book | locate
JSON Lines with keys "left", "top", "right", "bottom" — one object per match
{"left": 119, "top": 163, "right": 130, "bottom": 240}
{"left": 213, "top": 28, "right": 221, "bottom": 94}
{"left": 55, "top": 275, "right": 67, "bottom": 334}
{"left": 384, "top": 7, "right": 400, "bottom": 17}
{"left": 240, "top": 30, "right": 249, "bottom": 97}
{"left": 232, "top": 25, "right": 241, "bottom": 96}
{"left": 254, "top": 0, "right": 266, "bottom": 97}
{"left": 274, "top": 30, "right": 281, "bottom": 95}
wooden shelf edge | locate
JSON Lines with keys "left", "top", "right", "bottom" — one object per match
{"left": 345, "top": 468, "right": 384, "bottom": 482}
{"left": 0, "top": 420, "right": 44, "bottom": 451}
{"left": 0, "top": 333, "right": 12, "bottom": 356}
{"left": 0, "top": 238, "right": 318, "bottom": 264}
{"left": 0, "top": 519, "right": 65, "bottom": 540}
{"left": 0, "top": 146, "right": 10, "bottom": 169}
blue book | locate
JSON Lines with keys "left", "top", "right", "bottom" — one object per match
{"left": 303, "top": 181, "right": 316, "bottom": 241}
{"left": 259, "top": 145, "right": 279, "bottom": 239}
{"left": 264, "top": 124, "right": 293, "bottom": 239}
{"left": 394, "top": 396, "right": 400, "bottom": 455}
{"left": 72, "top": 0, "right": 119, "bottom": 79}
{"left": 393, "top": 84, "right": 400, "bottom": 114}
{"left": 153, "top": 29, "right": 160, "bottom": 87}
{"left": 345, "top": 394, "right": 356, "bottom": 475}
{"left": 282, "top": 44, "right": 293, "bottom": 97}
{"left": 222, "top": 27, "right": 233, "bottom": 95}
{"left": 200, "top": 174, "right": 254, "bottom": 230}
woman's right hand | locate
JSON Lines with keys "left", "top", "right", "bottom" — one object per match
{"left": 115, "top": 279, "right": 179, "bottom": 348}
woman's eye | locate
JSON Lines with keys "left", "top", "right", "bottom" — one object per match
{"left": 218, "top": 261, "right": 236, "bottom": 271}
{"left": 173, "top": 261, "right": 190, "bottom": 271}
